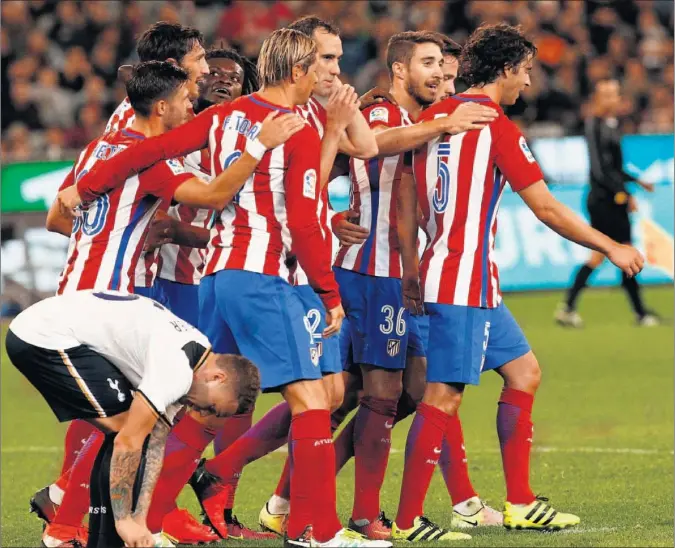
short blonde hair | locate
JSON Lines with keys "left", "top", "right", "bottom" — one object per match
{"left": 257, "top": 28, "right": 317, "bottom": 88}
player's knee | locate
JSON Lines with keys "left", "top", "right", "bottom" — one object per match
{"left": 403, "top": 356, "right": 427, "bottom": 404}
{"left": 365, "top": 377, "right": 403, "bottom": 401}
{"left": 502, "top": 352, "right": 541, "bottom": 393}
{"left": 422, "top": 382, "right": 463, "bottom": 415}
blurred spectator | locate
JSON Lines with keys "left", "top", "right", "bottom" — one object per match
{"left": 5, "top": 123, "right": 36, "bottom": 161}
{"left": 1, "top": 0, "right": 672, "bottom": 160}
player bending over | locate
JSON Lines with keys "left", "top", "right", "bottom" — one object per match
{"left": 6, "top": 290, "right": 260, "bottom": 548}
{"left": 391, "top": 23, "right": 644, "bottom": 541}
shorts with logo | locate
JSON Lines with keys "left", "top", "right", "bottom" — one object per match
{"left": 334, "top": 267, "right": 409, "bottom": 371}
{"left": 407, "top": 315, "right": 428, "bottom": 358}
{"left": 294, "top": 284, "right": 341, "bottom": 375}
{"left": 425, "top": 302, "right": 530, "bottom": 385}
{"left": 5, "top": 329, "right": 133, "bottom": 422}
{"left": 198, "top": 270, "right": 322, "bottom": 392}
{"left": 154, "top": 278, "right": 200, "bottom": 327}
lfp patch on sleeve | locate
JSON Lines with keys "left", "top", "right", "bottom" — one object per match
{"left": 519, "top": 136, "right": 535, "bottom": 163}
{"left": 369, "top": 106, "right": 389, "bottom": 124}
{"left": 166, "top": 158, "right": 186, "bottom": 175}
{"left": 303, "top": 169, "right": 317, "bottom": 199}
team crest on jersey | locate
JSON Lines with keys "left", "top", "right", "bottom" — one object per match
{"left": 166, "top": 158, "right": 186, "bottom": 175}
{"left": 519, "top": 136, "right": 535, "bottom": 163}
{"left": 369, "top": 106, "right": 389, "bottom": 124}
{"left": 303, "top": 169, "right": 317, "bottom": 199}
{"left": 310, "top": 342, "right": 323, "bottom": 366}
{"left": 387, "top": 338, "right": 401, "bottom": 357}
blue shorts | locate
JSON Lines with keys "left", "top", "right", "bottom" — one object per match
{"left": 407, "top": 315, "right": 428, "bottom": 358}
{"left": 334, "top": 267, "right": 408, "bottom": 371}
{"left": 426, "top": 302, "right": 530, "bottom": 385}
{"left": 133, "top": 284, "right": 166, "bottom": 303}
{"left": 154, "top": 278, "right": 200, "bottom": 327}
{"left": 198, "top": 270, "right": 322, "bottom": 391}
{"left": 294, "top": 285, "right": 341, "bottom": 376}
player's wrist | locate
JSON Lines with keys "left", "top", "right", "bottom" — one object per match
{"left": 320, "top": 291, "right": 341, "bottom": 311}
{"left": 245, "top": 138, "right": 267, "bottom": 161}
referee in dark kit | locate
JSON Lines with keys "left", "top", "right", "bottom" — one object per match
{"left": 556, "top": 78, "right": 659, "bottom": 328}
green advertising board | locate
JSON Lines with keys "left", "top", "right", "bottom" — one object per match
{"left": 1, "top": 161, "right": 74, "bottom": 213}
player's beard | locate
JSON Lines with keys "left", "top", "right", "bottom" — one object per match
{"left": 407, "top": 80, "right": 436, "bottom": 108}
{"left": 193, "top": 96, "right": 216, "bottom": 115}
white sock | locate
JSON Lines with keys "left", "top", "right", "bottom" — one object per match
{"left": 49, "top": 483, "right": 65, "bottom": 505}
{"left": 453, "top": 496, "right": 482, "bottom": 515}
{"left": 268, "top": 494, "right": 290, "bottom": 515}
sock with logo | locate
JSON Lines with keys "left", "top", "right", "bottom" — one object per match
{"left": 213, "top": 411, "right": 254, "bottom": 511}
{"left": 51, "top": 430, "right": 104, "bottom": 527}
{"left": 497, "top": 387, "right": 536, "bottom": 505}
{"left": 54, "top": 420, "right": 98, "bottom": 492}
{"left": 395, "top": 403, "right": 449, "bottom": 530}
{"left": 438, "top": 413, "right": 477, "bottom": 505}
{"left": 351, "top": 396, "right": 398, "bottom": 523}
{"left": 146, "top": 414, "right": 215, "bottom": 533}
{"left": 287, "top": 410, "right": 341, "bottom": 543}
{"left": 205, "top": 401, "right": 291, "bottom": 501}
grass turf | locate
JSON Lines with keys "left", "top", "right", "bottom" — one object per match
{"left": 1, "top": 287, "right": 673, "bottom": 547}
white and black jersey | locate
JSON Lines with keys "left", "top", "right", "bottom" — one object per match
{"left": 6, "top": 290, "right": 211, "bottom": 425}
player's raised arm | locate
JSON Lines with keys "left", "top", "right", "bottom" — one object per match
{"left": 320, "top": 84, "right": 360, "bottom": 188}
{"left": 338, "top": 93, "right": 379, "bottom": 159}
{"left": 172, "top": 111, "right": 305, "bottom": 210}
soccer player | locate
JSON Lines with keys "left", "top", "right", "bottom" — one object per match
{"left": 36, "top": 20, "right": 208, "bottom": 527}
{"left": 41, "top": 61, "right": 300, "bottom": 548}
{"left": 327, "top": 31, "right": 496, "bottom": 540}
{"left": 556, "top": 78, "right": 658, "bottom": 327}
{"left": 5, "top": 289, "right": 260, "bottom": 548}
{"left": 66, "top": 29, "right": 388, "bottom": 548}
{"left": 107, "top": 21, "right": 209, "bottom": 132}
{"left": 392, "top": 23, "right": 644, "bottom": 541}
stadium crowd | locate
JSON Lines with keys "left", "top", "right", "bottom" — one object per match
{"left": 2, "top": 0, "right": 674, "bottom": 162}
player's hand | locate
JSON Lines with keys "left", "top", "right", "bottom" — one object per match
{"left": 638, "top": 180, "right": 655, "bottom": 193}
{"left": 326, "top": 84, "right": 360, "bottom": 133}
{"left": 443, "top": 102, "right": 499, "bottom": 134}
{"left": 331, "top": 209, "right": 368, "bottom": 245}
{"left": 627, "top": 195, "right": 639, "bottom": 213}
{"left": 402, "top": 270, "right": 424, "bottom": 316}
{"left": 116, "top": 517, "right": 155, "bottom": 547}
{"left": 57, "top": 185, "right": 83, "bottom": 216}
{"left": 258, "top": 111, "right": 305, "bottom": 149}
{"left": 607, "top": 243, "right": 644, "bottom": 277}
{"left": 359, "top": 87, "right": 397, "bottom": 110}
{"left": 323, "top": 304, "right": 345, "bottom": 338}
{"left": 143, "top": 210, "right": 175, "bottom": 252}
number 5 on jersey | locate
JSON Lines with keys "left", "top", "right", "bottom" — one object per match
{"left": 433, "top": 142, "right": 451, "bottom": 213}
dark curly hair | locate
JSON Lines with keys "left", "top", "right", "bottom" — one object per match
{"left": 459, "top": 23, "right": 537, "bottom": 87}
{"left": 206, "top": 47, "right": 259, "bottom": 95}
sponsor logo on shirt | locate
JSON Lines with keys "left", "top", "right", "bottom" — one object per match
{"left": 519, "top": 136, "right": 536, "bottom": 163}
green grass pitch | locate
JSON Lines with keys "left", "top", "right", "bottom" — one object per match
{"left": 2, "top": 287, "right": 673, "bottom": 547}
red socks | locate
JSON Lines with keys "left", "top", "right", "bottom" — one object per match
{"left": 438, "top": 414, "right": 477, "bottom": 505}
{"left": 395, "top": 403, "right": 449, "bottom": 530}
{"left": 52, "top": 430, "right": 104, "bottom": 527}
{"left": 205, "top": 402, "right": 291, "bottom": 484}
{"left": 497, "top": 387, "right": 536, "bottom": 505}
{"left": 287, "top": 410, "right": 341, "bottom": 543}
{"left": 146, "top": 414, "right": 215, "bottom": 533}
{"left": 55, "top": 420, "right": 98, "bottom": 490}
{"left": 213, "top": 412, "right": 254, "bottom": 510}
{"left": 351, "top": 396, "right": 398, "bottom": 522}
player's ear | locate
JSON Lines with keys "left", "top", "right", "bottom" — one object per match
{"left": 155, "top": 99, "right": 167, "bottom": 117}
{"left": 392, "top": 61, "right": 405, "bottom": 81}
{"left": 165, "top": 57, "right": 179, "bottom": 67}
{"left": 291, "top": 63, "right": 306, "bottom": 83}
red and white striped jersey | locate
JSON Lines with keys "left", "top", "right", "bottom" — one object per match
{"left": 106, "top": 97, "right": 136, "bottom": 133}
{"left": 76, "top": 94, "right": 341, "bottom": 309}
{"left": 334, "top": 102, "right": 412, "bottom": 278}
{"left": 156, "top": 149, "right": 213, "bottom": 285}
{"left": 293, "top": 96, "right": 332, "bottom": 286}
{"left": 412, "top": 94, "right": 543, "bottom": 308}
{"left": 58, "top": 129, "right": 192, "bottom": 295}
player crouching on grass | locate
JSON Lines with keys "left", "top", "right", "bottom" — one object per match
{"left": 5, "top": 290, "right": 260, "bottom": 548}
{"left": 391, "top": 23, "right": 645, "bottom": 541}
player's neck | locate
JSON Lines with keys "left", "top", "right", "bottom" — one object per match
{"left": 390, "top": 85, "right": 423, "bottom": 120}
{"left": 257, "top": 85, "right": 295, "bottom": 109}
{"left": 130, "top": 117, "right": 166, "bottom": 139}
{"left": 463, "top": 83, "right": 501, "bottom": 105}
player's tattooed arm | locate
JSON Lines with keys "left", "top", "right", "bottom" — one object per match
{"left": 109, "top": 445, "right": 143, "bottom": 521}
{"left": 132, "top": 419, "right": 170, "bottom": 521}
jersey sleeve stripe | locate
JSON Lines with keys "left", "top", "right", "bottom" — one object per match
{"left": 135, "top": 390, "right": 172, "bottom": 429}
